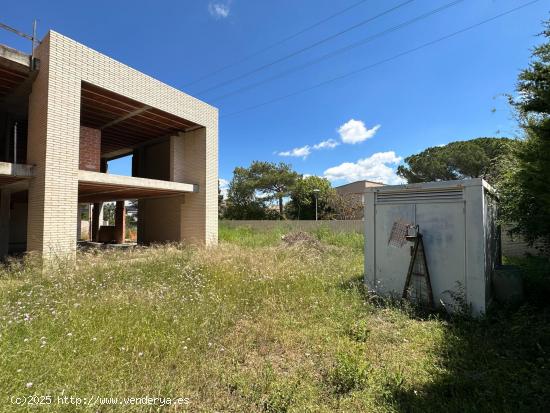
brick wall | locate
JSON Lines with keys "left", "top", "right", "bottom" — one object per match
{"left": 79, "top": 126, "right": 101, "bottom": 172}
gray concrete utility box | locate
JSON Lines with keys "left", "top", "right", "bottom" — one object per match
{"left": 364, "top": 178, "right": 499, "bottom": 315}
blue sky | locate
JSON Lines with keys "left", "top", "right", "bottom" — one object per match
{"left": 2, "top": 0, "right": 548, "bottom": 190}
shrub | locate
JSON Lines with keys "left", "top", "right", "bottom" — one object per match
{"left": 262, "top": 379, "right": 298, "bottom": 413}
{"left": 346, "top": 319, "right": 370, "bottom": 342}
{"left": 326, "top": 352, "right": 369, "bottom": 395}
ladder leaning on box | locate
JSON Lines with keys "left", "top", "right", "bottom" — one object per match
{"left": 402, "top": 225, "right": 434, "bottom": 308}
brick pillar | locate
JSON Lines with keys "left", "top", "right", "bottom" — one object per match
{"left": 91, "top": 202, "right": 102, "bottom": 242}
{"left": 26, "top": 33, "right": 80, "bottom": 259}
{"left": 114, "top": 201, "right": 126, "bottom": 244}
{"left": 79, "top": 127, "right": 101, "bottom": 172}
{"left": 0, "top": 189, "right": 10, "bottom": 258}
{"left": 87, "top": 204, "right": 92, "bottom": 241}
{"left": 137, "top": 127, "right": 217, "bottom": 246}
{"left": 76, "top": 204, "right": 82, "bottom": 241}
{"left": 175, "top": 128, "right": 218, "bottom": 245}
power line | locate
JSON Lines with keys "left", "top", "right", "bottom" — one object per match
{"left": 195, "top": 0, "right": 415, "bottom": 95}
{"left": 221, "top": 0, "right": 541, "bottom": 119}
{"left": 211, "top": 0, "right": 464, "bottom": 102}
{"left": 183, "top": 0, "right": 372, "bottom": 87}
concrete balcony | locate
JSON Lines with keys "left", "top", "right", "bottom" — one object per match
{"left": 78, "top": 169, "right": 198, "bottom": 203}
{"left": 0, "top": 161, "right": 33, "bottom": 187}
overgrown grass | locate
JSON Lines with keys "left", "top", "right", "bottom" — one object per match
{"left": 218, "top": 224, "right": 288, "bottom": 247}
{"left": 0, "top": 226, "right": 548, "bottom": 412}
{"left": 219, "top": 222, "right": 364, "bottom": 251}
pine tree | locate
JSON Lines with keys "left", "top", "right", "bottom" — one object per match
{"left": 500, "top": 20, "right": 550, "bottom": 247}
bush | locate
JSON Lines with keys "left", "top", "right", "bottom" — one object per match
{"left": 326, "top": 352, "right": 369, "bottom": 395}
{"left": 346, "top": 319, "right": 371, "bottom": 342}
{"left": 262, "top": 379, "right": 298, "bottom": 413}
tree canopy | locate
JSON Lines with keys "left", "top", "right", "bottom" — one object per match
{"left": 397, "top": 137, "right": 515, "bottom": 185}
{"left": 224, "top": 161, "right": 300, "bottom": 220}
{"left": 246, "top": 161, "right": 300, "bottom": 217}
{"left": 285, "top": 175, "right": 335, "bottom": 220}
{"left": 224, "top": 165, "right": 269, "bottom": 220}
{"left": 500, "top": 20, "right": 550, "bottom": 247}
{"left": 223, "top": 162, "right": 347, "bottom": 220}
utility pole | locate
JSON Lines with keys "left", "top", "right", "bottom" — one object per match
{"left": 313, "top": 189, "right": 320, "bottom": 221}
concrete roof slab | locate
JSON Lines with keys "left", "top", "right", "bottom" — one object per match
{"left": 78, "top": 170, "right": 198, "bottom": 203}
{"left": 0, "top": 162, "right": 34, "bottom": 177}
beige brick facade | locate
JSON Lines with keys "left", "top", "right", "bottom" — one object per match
{"left": 25, "top": 31, "right": 218, "bottom": 259}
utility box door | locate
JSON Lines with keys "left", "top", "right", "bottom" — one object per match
{"left": 415, "top": 203, "right": 466, "bottom": 306}
{"left": 374, "top": 204, "right": 415, "bottom": 292}
{"left": 374, "top": 202, "right": 466, "bottom": 307}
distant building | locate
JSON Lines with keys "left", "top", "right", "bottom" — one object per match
{"left": 335, "top": 180, "right": 384, "bottom": 204}
{"left": 333, "top": 180, "right": 385, "bottom": 220}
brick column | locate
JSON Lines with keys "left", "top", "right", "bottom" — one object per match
{"left": 79, "top": 127, "right": 101, "bottom": 172}
{"left": 76, "top": 204, "right": 82, "bottom": 241}
{"left": 170, "top": 127, "right": 218, "bottom": 245}
{"left": 114, "top": 201, "right": 126, "bottom": 244}
{"left": 137, "top": 126, "right": 217, "bottom": 246}
{"left": 26, "top": 34, "right": 80, "bottom": 259}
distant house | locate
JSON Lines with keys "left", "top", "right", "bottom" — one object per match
{"left": 333, "top": 180, "right": 385, "bottom": 220}
{"left": 335, "top": 180, "right": 384, "bottom": 205}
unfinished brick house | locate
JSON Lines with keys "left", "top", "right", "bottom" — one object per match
{"left": 0, "top": 30, "right": 218, "bottom": 260}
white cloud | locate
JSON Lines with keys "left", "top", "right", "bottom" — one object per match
{"left": 277, "top": 120, "right": 380, "bottom": 161}
{"left": 338, "top": 119, "right": 381, "bottom": 144}
{"left": 313, "top": 138, "right": 340, "bottom": 150}
{"left": 208, "top": 1, "right": 231, "bottom": 19}
{"left": 278, "top": 145, "right": 311, "bottom": 159}
{"left": 219, "top": 178, "right": 229, "bottom": 197}
{"left": 278, "top": 138, "right": 339, "bottom": 160}
{"left": 323, "top": 151, "right": 404, "bottom": 185}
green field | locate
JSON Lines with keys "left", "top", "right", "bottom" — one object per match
{"left": 0, "top": 225, "right": 548, "bottom": 412}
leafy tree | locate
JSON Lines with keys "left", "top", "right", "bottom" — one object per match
{"left": 327, "top": 193, "right": 364, "bottom": 220}
{"left": 218, "top": 180, "right": 226, "bottom": 219}
{"left": 246, "top": 161, "right": 300, "bottom": 218}
{"left": 224, "top": 166, "right": 270, "bottom": 220}
{"left": 103, "top": 202, "right": 115, "bottom": 225}
{"left": 397, "top": 137, "right": 516, "bottom": 185}
{"left": 500, "top": 20, "right": 550, "bottom": 247}
{"left": 285, "top": 176, "right": 335, "bottom": 220}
